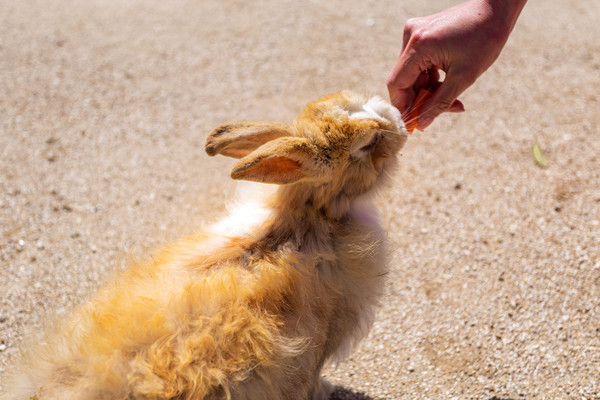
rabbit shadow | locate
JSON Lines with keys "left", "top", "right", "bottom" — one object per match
{"left": 330, "top": 386, "right": 381, "bottom": 400}
{"left": 488, "top": 397, "right": 520, "bottom": 400}
{"left": 331, "top": 390, "right": 521, "bottom": 400}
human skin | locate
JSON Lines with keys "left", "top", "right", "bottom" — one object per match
{"left": 387, "top": 0, "right": 528, "bottom": 130}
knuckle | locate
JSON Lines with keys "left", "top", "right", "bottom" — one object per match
{"left": 386, "top": 74, "right": 396, "bottom": 88}
{"left": 406, "top": 27, "right": 430, "bottom": 50}
{"left": 403, "top": 17, "right": 424, "bottom": 34}
{"left": 433, "top": 99, "right": 455, "bottom": 113}
{"left": 403, "top": 19, "right": 430, "bottom": 48}
{"left": 403, "top": 18, "right": 417, "bottom": 34}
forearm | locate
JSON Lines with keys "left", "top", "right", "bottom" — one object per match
{"left": 487, "top": 0, "right": 528, "bottom": 21}
{"left": 478, "top": 0, "right": 528, "bottom": 40}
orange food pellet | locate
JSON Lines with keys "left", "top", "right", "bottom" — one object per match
{"left": 404, "top": 88, "right": 432, "bottom": 134}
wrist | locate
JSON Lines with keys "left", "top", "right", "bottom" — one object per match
{"left": 479, "top": 0, "right": 527, "bottom": 34}
{"left": 468, "top": 0, "right": 526, "bottom": 44}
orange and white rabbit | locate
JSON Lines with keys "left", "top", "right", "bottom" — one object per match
{"left": 3, "top": 91, "right": 407, "bottom": 400}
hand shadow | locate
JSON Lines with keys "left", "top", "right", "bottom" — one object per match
{"left": 330, "top": 386, "right": 380, "bottom": 400}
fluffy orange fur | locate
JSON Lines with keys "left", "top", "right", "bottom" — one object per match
{"left": 3, "top": 91, "right": 407, "bottom": 400}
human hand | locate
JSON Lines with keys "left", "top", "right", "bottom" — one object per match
{"left": 387, "top": 0, "right": 527, "bottom": 130}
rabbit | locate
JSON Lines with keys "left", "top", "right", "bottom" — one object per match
{"left": 2, "top": 90, "right": 407, "bottom": 400}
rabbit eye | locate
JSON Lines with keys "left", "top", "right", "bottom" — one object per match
{"left": 359, "top": 138, "right": 378, "bottom": 153}
{"left": 349, "top": 133, "right": 380, "bottom": 162}
{"left": 356, "top": 133, "right": 381, "bottom": 155}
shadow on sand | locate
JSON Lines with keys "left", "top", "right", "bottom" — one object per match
{"left": 330, "top": 386, "right": 379, "bottom": 400}
{"left": 488, "top": 397, "right": 520, "bottom": 400}
{"left": 330, "top": 389, "right": 522, "bottom": 400}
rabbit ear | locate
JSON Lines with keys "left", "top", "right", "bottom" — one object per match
{"left": 205, "top": 122, "right": 293, "bottom": 159}
{"left": 230, "top": 137, "right": 319, "bottom": 185}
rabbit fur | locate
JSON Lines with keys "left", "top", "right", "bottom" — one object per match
{"left": 3, "top": 91, "right": 407, "bottom": 400}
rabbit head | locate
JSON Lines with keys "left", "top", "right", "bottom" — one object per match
{"left": 206, "top": 91, "right": 407, "bottom": 217}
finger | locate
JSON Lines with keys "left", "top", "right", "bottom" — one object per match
{"left": 402, "top": 18, "right": 417, "bottom": 51}
{"left": 387, "top": 52, "right": 424, "bottom": 112}
{"left": 448, "top": 99, "right": 465, "bottom": 113}
{"left": 418, "top": 78, "right": 465, "bottom": 130}
{"left": 388, "top": 38, "right": 429, "bottom": 92}
{"left": 410, "top": 70, "right": 431, "bottom": 98}
{"left": 388, "top": 88, "right": 415, "bottom": 116}
{"left": 416, "top": 97, "right": 465, "bottom": 131}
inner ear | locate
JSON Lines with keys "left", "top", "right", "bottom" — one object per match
{"left": 229, "top": 137, "right": 319, "bottom": 185}
{"left": 232, "top": 156, "right": 304, "bottom": 184}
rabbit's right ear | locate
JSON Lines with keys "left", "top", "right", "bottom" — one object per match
{"left": 230, "top": 137, "right": 320, "bottom": 185}
{"left": 205, "top": 122, "right": 293, "bottom": 159}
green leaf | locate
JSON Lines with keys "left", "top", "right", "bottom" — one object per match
{"left": 532, "top": 142, "right": 548, "bottom": 168}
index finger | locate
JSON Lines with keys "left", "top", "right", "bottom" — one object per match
{"left": 386, "top": 53, "right": 422, "bottom": 113}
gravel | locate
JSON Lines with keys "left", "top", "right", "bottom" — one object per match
{"left": 1, "top": 0, "right": 599, "bottom": 398}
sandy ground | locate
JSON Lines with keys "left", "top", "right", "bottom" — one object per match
{"left": 1, "top": 0, "right": 599, "bottom": 399}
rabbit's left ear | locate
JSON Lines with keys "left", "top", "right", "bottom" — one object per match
{"left": 230, "top": 137, "right": 320, "bottom": 185}
{"left": 205, "top": 122, "right": 293, "bottom": 159}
